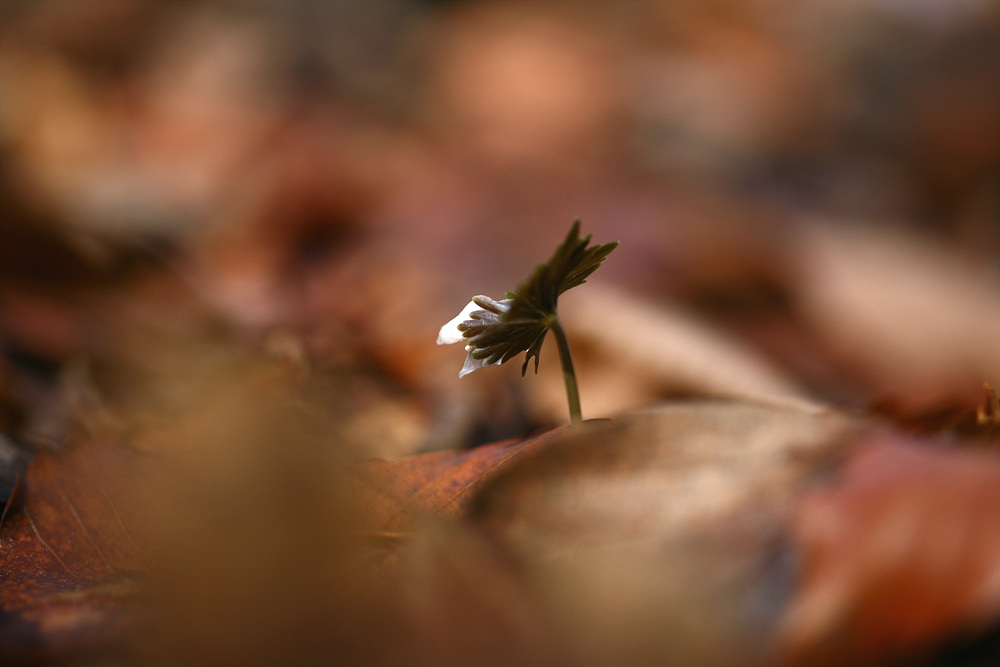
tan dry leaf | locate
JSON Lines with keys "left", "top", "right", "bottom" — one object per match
{"left": 794, "top": 221, "right": 1000, "bottom": 407}
{"left": 459, "top": 400, "right": 865, "bottom": 667}
{"left": 528, "top": 283, "right": 814, "bottom": 419}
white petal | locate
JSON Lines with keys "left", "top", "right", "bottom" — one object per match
{"left": 437, "top": 300, "right": 480, "bottom": 345}
{"left": 458, "top": 349, "right": 501, "bottom": 378}
{"left": 476, "top": 296, "right": 514, "bottom": 313}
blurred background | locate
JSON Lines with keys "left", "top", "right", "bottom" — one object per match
{"left": 1, "top": 2, "right": 999, "bottom": 666}
{"left": 0, "top": 0, "right": 998, "bottom": 455}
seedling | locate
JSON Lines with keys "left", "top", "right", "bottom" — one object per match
{"left": 437, "top": 221, "right": 618, "bottom": 425}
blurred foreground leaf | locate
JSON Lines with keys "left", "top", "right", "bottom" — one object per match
{"left": 366, "top": 400, "right": 865, "bottom": 666}
{"left": 0, "top": 438, "right": 148, "bottom": 661}
{"left": 779, "top": 435, "right": 1000, "bottom": 666}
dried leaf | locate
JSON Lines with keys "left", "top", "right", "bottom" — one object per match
{"left": 543, "top": 283, "right": 812, "bottom": 418}
{"left": 978, "top": 382, "right": 1000, "bottom": 428}
{"left": 794, "top": 222, "right": 1000, "bottom": 407}
{"left": 0, "top": 437, "right": 147, "bottom": 659}
{"left": 466, "top": 401, "right": 865, "bottom": 666}
{"left": 360, "top": 427, "right": 567, "bottom": 535}
{"left": 366, "top": 399, "right": 865, "bottom": 666}
{"left": 779, "top": 435, "right": 1000, "bottom": 666}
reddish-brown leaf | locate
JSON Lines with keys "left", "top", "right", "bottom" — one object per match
{"left": 779, "top": 434, "right": 1000, "bottom": 666}
{"left": 360, "top": 426, "right": 567, "bottom": 534}
{"left": 0, "top": 437, "right": 148, "bottom": 658}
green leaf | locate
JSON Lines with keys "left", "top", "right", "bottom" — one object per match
{"left": 458, "top": 220, "right": 618, "bottom": 376}
{"left": 513, "top": 219, "right": 619, "bottom": 315}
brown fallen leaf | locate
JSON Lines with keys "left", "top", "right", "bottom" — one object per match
{"left": 11, "top": 386, "right": 995, "bottom": 667}
{"left": 868, "top": 382, "right": 1000, "bottom": 448}
{"left": 0, "top": 438, "right": 146, "bottom": 608}
{"left": 793, "top": 221, "right": 1000, "bottom": 409}
{"left": 360, "top": 426, "right": 568, "bottom": 536}
{"left": 462, "top": 400, "right": 864, "bottom": 667}
{"left": 533, "top": 283, "right": 815, "bottom": 419}
{"left": 779, "top": 434, "right": 1000, "bottom": 666}
{"left": 0, "top": 436, "right": 148, "bottom": 661}
{"left": 390, "top": 520, "right": 565, "bottom": 667}
{"left": 469, "top": 400, "right": 858, "bottom": 553}
{"left": 978, "top": 382, "right": 1000, "bottom": 428}
{"left": 365, "top": 399, "right": 865, "bottom": 666}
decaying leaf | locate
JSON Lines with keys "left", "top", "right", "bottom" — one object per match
{"left": 793, "top": 222, "right": 1000, "bottom": 408}
{"left": 364, "top": 399, "right": 866, "bottom": 666}
{"left": 0, "top": 436, "right": 147, "bottom": 660}
{"left": 462, "top": 400, "right": 864, "bottom": 667}
{"left": 978, "top": 382, "right": 1000, "bottom": 428}
{"left": 0, "top": 3, "right": 996, "bottom": 665}
{"left": 361, "top": 426, "right": 566, "bottom": 535}
{"left": 779, "top": 434, "right": 1000, "bottom": 666}
{"left": 544, "top": 284, "right": 813, "bottom": 417}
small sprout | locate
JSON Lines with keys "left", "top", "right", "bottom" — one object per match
{"left": 437, "top": 220, "right": 618, "bottom": 425}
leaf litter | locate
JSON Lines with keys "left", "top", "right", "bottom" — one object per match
{"left": 0, "top": 2, "right": 998, "bottom": 666}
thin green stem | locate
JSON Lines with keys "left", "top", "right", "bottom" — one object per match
{"left": 549, "top": 314, "right": 582, "bottom": 425}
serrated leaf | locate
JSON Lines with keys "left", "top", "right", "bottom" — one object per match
{"left": 511, "top": 219, "right": 619, "bottom": 315}
{"left": 453, "top": 221, "right": 618, "bottom": 376}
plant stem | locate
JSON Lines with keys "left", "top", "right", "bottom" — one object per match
{"left": 549, "top": 314, "right": 582, "bottom": 425}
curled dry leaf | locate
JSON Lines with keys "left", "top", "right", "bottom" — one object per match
{"left": 533, "top": 283, "right": 813, "bottom": 419}
{"left": 779, "top": 434, "right": 1000, "bottom": 666}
